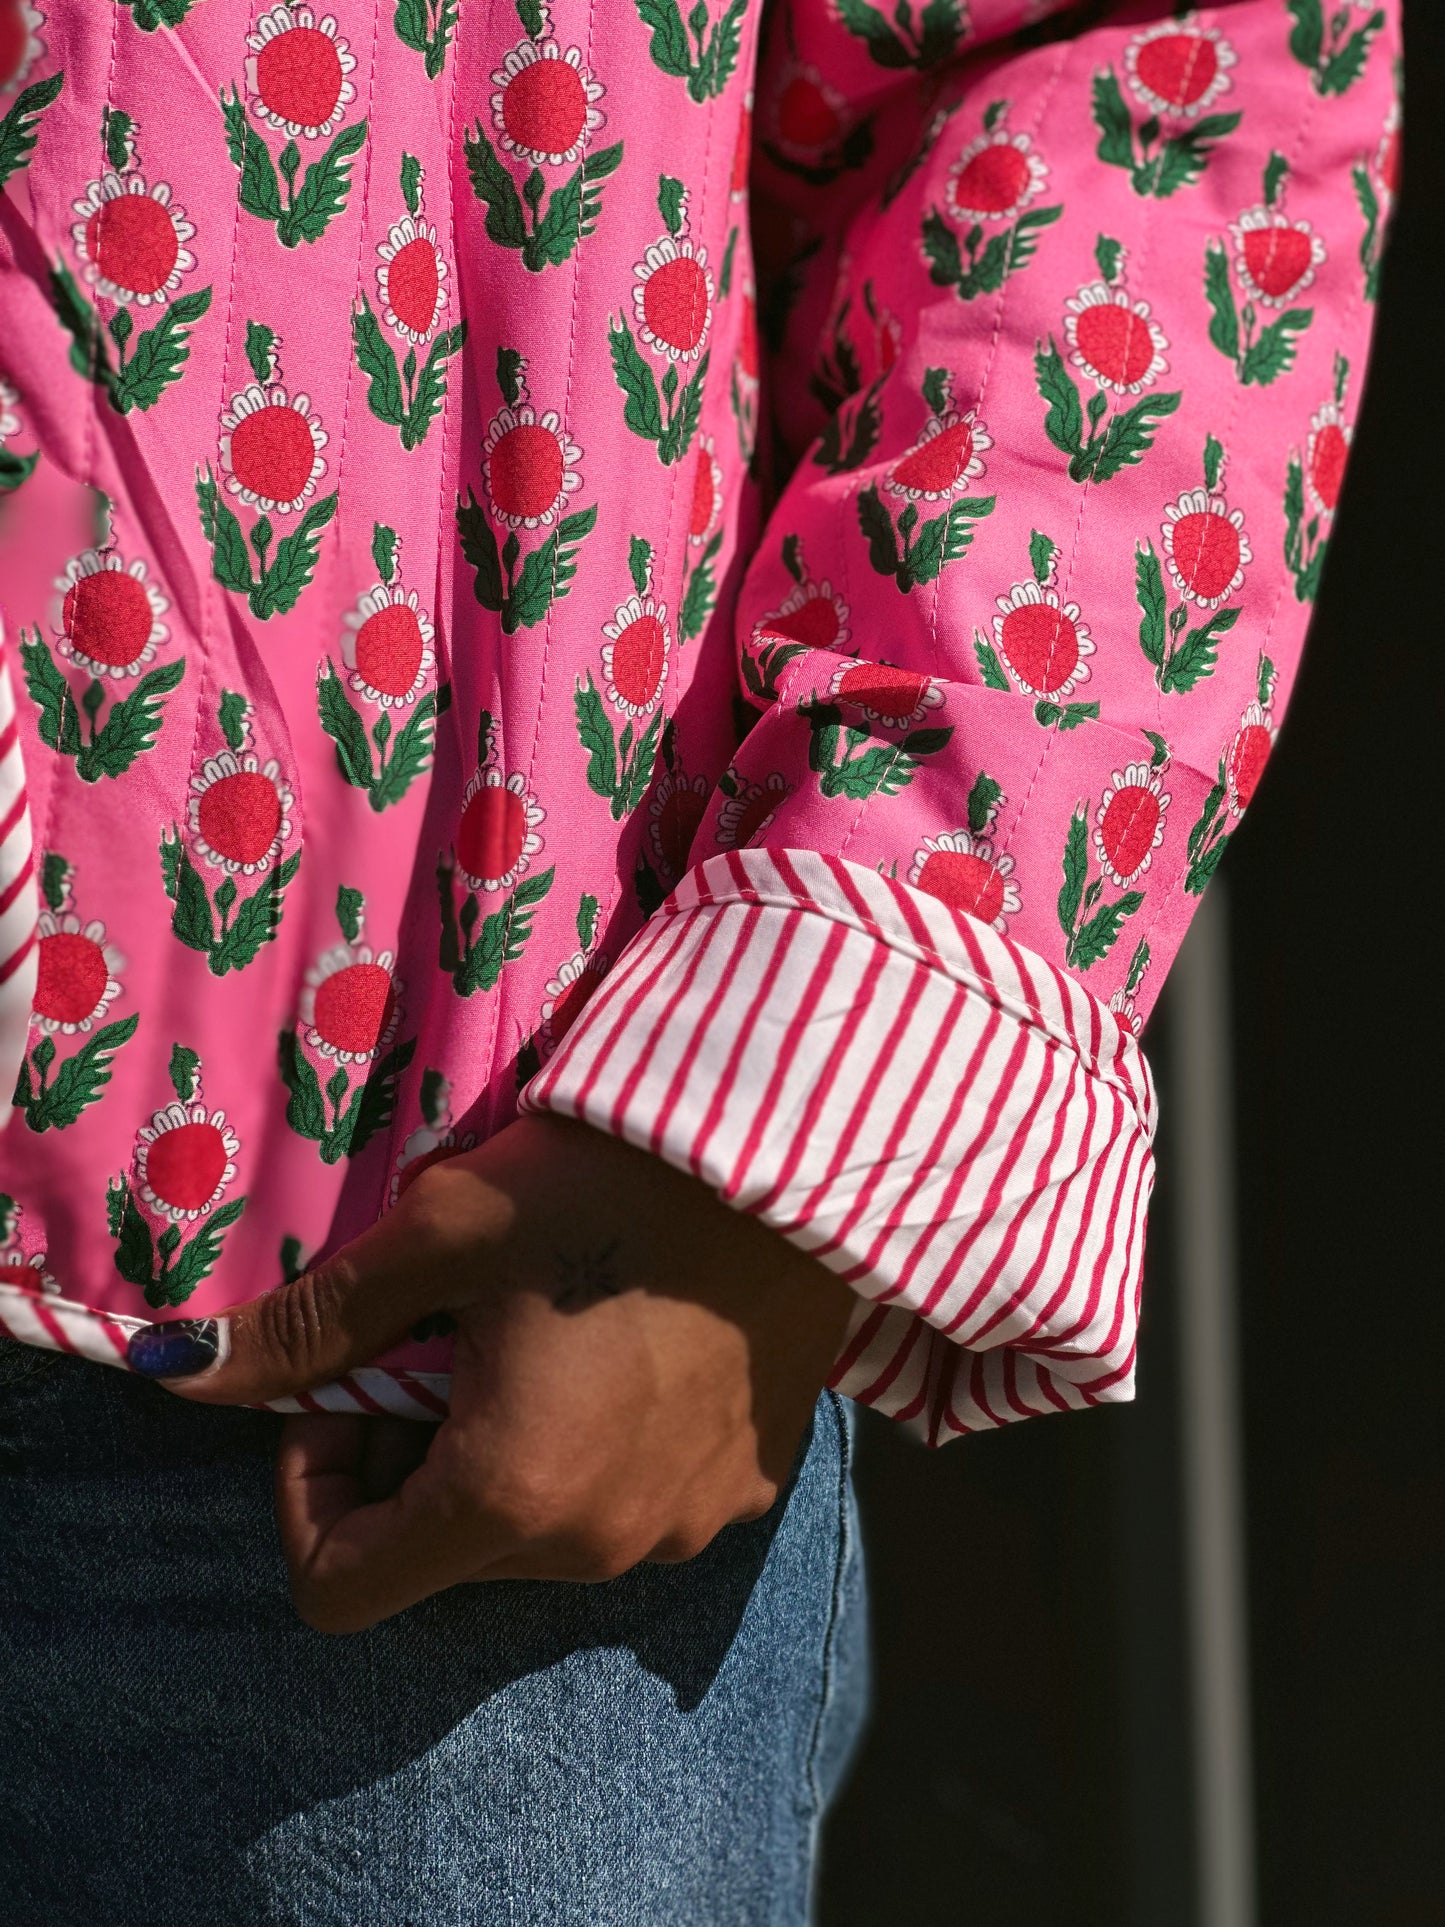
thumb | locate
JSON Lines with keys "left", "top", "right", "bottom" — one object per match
{"left": 124, "top": 1157, "right": 502, "bottom": 1405}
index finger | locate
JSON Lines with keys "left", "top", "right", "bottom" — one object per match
{"left": 127, "top": 1155, "right": 506, "bottom": 1407}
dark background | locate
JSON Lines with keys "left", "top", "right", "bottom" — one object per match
{"left": 819, "top": 7, "right": 1442, "bottom": 1922}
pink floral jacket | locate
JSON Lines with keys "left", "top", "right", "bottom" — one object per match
{"left": 0, "top": 0, "right": 1398, "bottom": 1438}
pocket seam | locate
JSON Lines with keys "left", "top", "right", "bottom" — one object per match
{"left": 801, "top": 1389, "right": 855, "bottom": 1825}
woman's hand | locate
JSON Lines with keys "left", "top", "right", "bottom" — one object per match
{"left": 147, "top": 1116, "right": 857, "bottom": 1632}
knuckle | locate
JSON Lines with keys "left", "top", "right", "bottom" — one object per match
{"left": 396, "top": 1155, "right": 500, "bottom": 1256}
{"left": 248, "top": 1265, "right": 348, "bottom": 1382}
{"left": 650, "top": 1526, "right": 716, "bottom": 1565}
{"left": 479, "top": 1459, "right": 572, "bottom": 1544}
{"left": 393, "top": 1163, "right": 462, "bottom": 1245}
{"left": 732, "top": 1480, "right": 778, "bottom": 1526}
{"left": 565, "top": 1527, "right": 647, "bottom": 1584}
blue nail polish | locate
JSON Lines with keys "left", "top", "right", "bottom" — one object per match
{"left": 127, "top": 1319, "right": 223, "bottom": 1380}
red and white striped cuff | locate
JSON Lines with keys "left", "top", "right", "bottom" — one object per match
{"left": 522, "top": 850, "right": 1157, "bottom": 1445}
{"left": 0, "top": 637, "right": 39, "bottom": 1118}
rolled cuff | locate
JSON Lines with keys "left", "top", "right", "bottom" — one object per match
{"left": 0, "top": 642, "right": 38, "bottom": 1120}
{"left": 521, "top": 849, "right": 1156, "bottom": 1445}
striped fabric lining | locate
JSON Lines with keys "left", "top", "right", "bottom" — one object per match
{"left": 0, "top": 635, "right": 39, "bottom": 1113}
{"left": 523, "top": 849, "right": 1157, "bottom": 1445}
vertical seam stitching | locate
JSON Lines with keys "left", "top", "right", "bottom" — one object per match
{"left": 483, "top": 0, "right": 605, "bottom": 1130}
{"left": 32, "top": 0, "right": 124, "bottom": 880}
{"left": 801, "top": 1389, "right": 854, "bottom": 1832}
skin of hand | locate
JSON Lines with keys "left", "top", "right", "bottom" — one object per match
{"left": 157, "top": 1115, "right": 859, "bottom": 1634}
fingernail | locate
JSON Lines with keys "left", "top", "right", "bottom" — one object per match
{"left": 127, "top": 1318, "right": 229, "bottom": 1381}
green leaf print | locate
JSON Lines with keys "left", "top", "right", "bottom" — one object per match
{"left": 455, "top": 494, "right": 597, "bottom": 634}
{"left": 465, "top": 121, "right": 624, "bottom": 271}
{"left": 161, "top": 839, "right": 302, "bottom": 976}
{"left": 573, "top": 676, "right": 663, "bottom": 821}
{"left": 1034, "top": 337, "right": 1179, "bottom": 484}
{"left": 19, "top": 634, "right": 184, "bottom": 779}
{"left": 115, "top": 0, "right": 207, "bottom": 28}
{"left": 223, "top": 89, "right": 367, "bottom": 246}
{"left": 635, "top": 0, "right": 745, "bottom": 101}
{"left": 106, "top": 1173, "right": 245, "bottom": 1308}
{"left": 0, "top": 72, "right": 64, "bottom": 190}
{"left": 393, "top": 0, "right": 459, "bottom": 78}
{"left": 442, "top": 865, "right": 557, "bottom": 998}
{"left": 1091, "top": 66, "right": 1239, "bottom": 198}
{"left": 856, "top": 487, "right": 994, "bottom": 593}
{"left": 13, "top": 1014, "right": 140, "bottom": 1133}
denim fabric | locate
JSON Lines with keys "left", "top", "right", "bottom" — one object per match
{"left": 0, "top": 1338, "right": 868, "bottom": 1927}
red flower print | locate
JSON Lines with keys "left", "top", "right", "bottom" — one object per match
{"left": 730, "top": 90, "right": 753, "bottom": 200}
{"left": 0, "top": 1243, "right": 55, "bottom": 1295}
{"left": 490, "top": 38, "right": 605, "bottom": 167}
{"left": 766, "top": 62, "right": 847, "bottom": 166}
{"left": 377, "top": 215, "right": 449, "bottom": 346}
{"left": 887, "top": 409, "right": 991, "bottom": 504}
{"left": 391, "top": 1118, "right": 477, "bottom": 1206}
{"left": 54, "top": 547, "right": 168, "bottom": 680}
{"left": 828, "top": 661, "right": 942, "bottom": 730}
{"left": 1064, "top": 282, "right": 1169, "bottom": 397}
{"left": 860, "top": 291, "right": 903, "bottom": 382}
{"left": 1229, "top": 207, "right": 1326, "bottom": 310}
{"left": 817, "top": 276, "right": 903, "bottom": 400}
{"left": 219, "top": 382, "right": 328, "bottom": 514}
{"left": 1093, "top": 763, "right": 1169, "bottom": 887}
{"left": 32, "top": 910, "right": 124, "bottom": 1036}
{"left": 69, "top": 172, "right": 196, "bottom": 308}
{"left": 910, "top": 831, "right": 1020, "bottom": 934}
{"left": 736, "top": 287, "right": 759, "bottom": 387}
{"left": 946, "top": 127, "right": 1049, "bottom": 224}
{"left": 755, "top": 577, "right": 850, "bottom": 655}
{"left": 341, "top": 583, "right": 436, "bottom": 708}
{"left": 602, "top": 593, "right": 670, "bottom": 719}
{"left": 992, "top": 578, "right": 1094, "bottom": 701}
{"left": 187, "top": 752, "right": 294, "bottom": 877}
{"left": 648, "top": 767, "right": 710, "bottom": 882}
{"left": 455, "top": 769, "right": 545, "bottom": 894}
{"left": 391, "top": 1133, "right": 472, "bottom": 1203}
{"left": 1, "top": 1, "right": 44, "bottom": 93}
{"left": 1161, "top": 488, "right": 1251, "bottom": 609}
{"left": 1377, "top": 98, "right": 1401, "bottom": 203}
{"left": 300, "top": 942, "right": 401, "bottom": 1064}
{"left": 731, "top": 284, "right": 760, "bottom": 455}
{"left": 135, "top": 1102, "right": 240, "bottom": 1224}
{"left": 1306, "top": 399, "right": 1351, "bottom": 515}
{"left": 482, "top": 403, "right": 582, "bottom": 530}
{"left": 1123, "top": 14, "right": 1236, "bottom": 121}
{"left": 1225, "top": 701, "right": 1274, "bottom": 816}
{"left": 246, "top": 5, "right": 356, "bottom": 140}
{"left": 716, "top": 772, "right": 789, "bottom": 849}
{"left": 688, "top": 435, "right": 723, "bottom": 547}
{"left": 539, "top": 950, "right": 610, "bottom": 1056}
{"left": 633, "top": 235, "right": 713, "bottom": 365}
{"left": 1108, "top": 987, "right": 1142, "bottom": 1038}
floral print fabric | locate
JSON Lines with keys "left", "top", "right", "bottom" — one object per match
{"left": 0, "top": 0, "right": 1398, "bottom": 1410}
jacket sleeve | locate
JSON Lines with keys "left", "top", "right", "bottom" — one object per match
{"left": 524, "top": 0, "right": 1401, "bottom": 1440}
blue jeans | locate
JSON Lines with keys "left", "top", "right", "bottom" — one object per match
{"left": 0, "top": 1337, "right": 868, "bottom": 1926}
